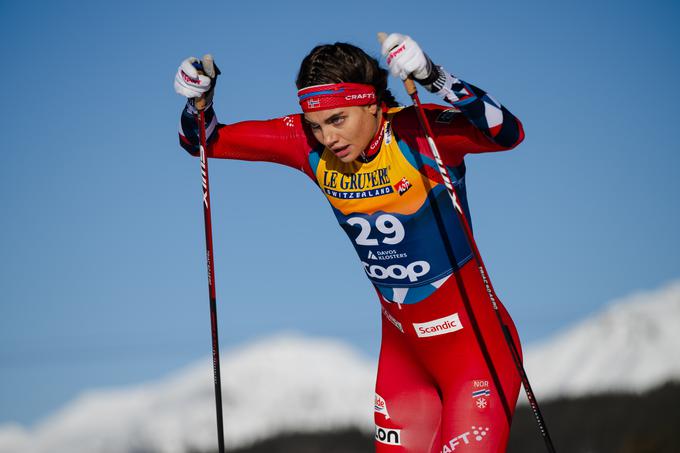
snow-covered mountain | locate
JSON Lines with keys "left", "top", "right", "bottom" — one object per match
{"left": 524, "top": 280, "right": 680, "bottom": 399}
{"left": 1, "top": 280, "right": 679, "bottom": 453}
{"left": 0, "top": 335, "right": 376, "bottom": 453}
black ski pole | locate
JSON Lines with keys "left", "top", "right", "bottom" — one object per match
{"left": 378, "top": 32, "right": 557, "bottom": 453}
{"left": 194, "top": 55, "right": 226, "bottom": 453}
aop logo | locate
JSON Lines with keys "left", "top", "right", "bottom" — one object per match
{"left": 362, "top": 260, "right": 430, "bottom": 283}
{"left": 394, "top": 177, "right": 412, "bottom": 196}
{"left": 375, "top": 426, "right": 401, "bottom": 446}
{"left": 413, "top": 313, "right": 463, "bottom": 338}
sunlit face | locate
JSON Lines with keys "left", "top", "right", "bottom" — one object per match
{"left": 304, "top": 104, "right": 382, "bottom": 163}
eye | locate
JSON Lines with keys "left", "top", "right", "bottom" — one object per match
{"left": 331, "top": 116, "right": 345, "bottom": 126}
{"left": 308, "top": 123, "right": 321, "bottom": 131}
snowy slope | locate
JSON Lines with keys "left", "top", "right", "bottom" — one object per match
{"left": 1, "top": 280, "right": 679, "bottom": 453}
{"left": 0, "top": 334, "right": 376, "bottom": 453}
{"left": 524, "top": 280, "right": 680, "bottom": 399}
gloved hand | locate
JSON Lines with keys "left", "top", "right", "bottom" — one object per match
{"left": 174, "top": 55, "right": 220, "bottom": 108}
{"left": 380, "top": 33, "right": 438, "bottom": 85}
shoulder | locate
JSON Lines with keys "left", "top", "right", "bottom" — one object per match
{"left": 390, "top": 104, "right": 463, "bottom": 133}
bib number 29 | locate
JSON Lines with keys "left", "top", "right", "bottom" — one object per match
{"left": 347, "top": 214, "right": 404, "bottom": 246}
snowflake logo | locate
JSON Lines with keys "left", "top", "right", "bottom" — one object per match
{"left": 475, "top": 397, "right": 487, "bottom": 409}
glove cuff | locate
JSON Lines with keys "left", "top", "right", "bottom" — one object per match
{"left": 422, "top": 65, "right": 453, "bottom": 93}
{"left": 414, "top": 55, "right": 440, "bottom": 87}
{"left": 186, "top": 97, "right": 213, "bottom": 115}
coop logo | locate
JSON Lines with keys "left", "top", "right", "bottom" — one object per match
{"left": 374, "top": 393, "right": 391, "bottom": 419}
{"left": 362, "top": 260, "right": 430, "bottom": 283}
{"left": 375, "top": 425, "right": 401, "bottom": 446}
{"left": 413, "top": 313, "right": 463, "bottom": 338}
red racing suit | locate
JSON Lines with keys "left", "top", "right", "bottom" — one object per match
{"left": 179, "top": 77, "right": 525, "bottom": 452}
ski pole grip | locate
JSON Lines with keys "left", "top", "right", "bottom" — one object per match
{"left": 377, "top": 32, "right": 418, "bottom": 96}
{"left": 193, "top": 54, "right": 215, "bottom": 111}
{"left": 194, "top": 68, "right": 208, "bottom": 111}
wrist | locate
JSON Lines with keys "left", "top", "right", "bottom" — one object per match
{"left": 414, "top": 55, "right": 440, "bottom": 87}
{"left": 186, "top": 98, "right": 213, "bottom": 115}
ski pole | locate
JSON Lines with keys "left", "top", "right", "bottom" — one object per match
{"left": 378, "top": 33, "right": 557, "bottom": 453}
{"left": 194, "top": 56, "right": 226, "bottom": 453}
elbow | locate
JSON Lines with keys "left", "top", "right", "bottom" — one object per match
{"left": 511, "top": 117, "right": 525, "bottom": 149}
{"left": 494, "top": 109, "right": 525, "bottom": 150}
{"left": 179, "top": 133, "right": 199, "bottom": 157}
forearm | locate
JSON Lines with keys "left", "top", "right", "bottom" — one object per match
{"left": 178, "top": 101, "right": 219, "bottom": 156}
{"left": 177, "top": 102, "right": 317, "bottom": 177}
{"left": 423, "top": 66, "right": 524, "bottom": 148}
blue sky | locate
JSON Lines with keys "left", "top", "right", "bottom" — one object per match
{"left": 1, "top": 0, "right": 679, "bottom": 426}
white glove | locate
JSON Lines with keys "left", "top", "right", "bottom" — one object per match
{"left": 173, "top": 55, "right": 218, "bottom": 99}
{"left": 381, "top": 33, "right": 433, "bottom": 81}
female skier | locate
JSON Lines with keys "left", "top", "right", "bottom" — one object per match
{"left": 174, "top": 33, "right": 525, "bottom": 452}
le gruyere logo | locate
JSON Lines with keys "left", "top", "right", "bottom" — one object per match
{"left": 322, "top": 167, "right": 393, "bottom": 199}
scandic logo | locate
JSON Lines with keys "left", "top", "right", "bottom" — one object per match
{"left": 413, "top": 313, "right": 463, "bottom": 338}
{"left": 374, "top": 393, "right": 391, "bottom": 419}
{"left": 375, "top": 426, "right": 401, "bottom": 445}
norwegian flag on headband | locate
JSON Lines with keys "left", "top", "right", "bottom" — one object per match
{"left": 297, "top": 83, "right": 377, "bottom": 112}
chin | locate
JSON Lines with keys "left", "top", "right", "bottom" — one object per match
{"left": 335, "top": 147, "right": 359, "bottom": 163}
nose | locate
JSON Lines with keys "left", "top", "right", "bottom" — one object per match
{"left": 322, "top": 127, "right": 339, "bottom": 148}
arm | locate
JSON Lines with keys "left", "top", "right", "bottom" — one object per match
{"left": 382, "top": 34, "right": 524, "bottom": 160}
{"left": 178, "top": 102, "right": 319, "bottom": 178}
{"left": 392, "top": 96, "right": 525, "bottom": 169}
{"left": 421, "top": 66, "right": 525, "bottom": 152}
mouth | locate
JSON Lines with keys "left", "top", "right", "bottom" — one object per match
{"left": 332, "top": 145, "right": 351, "bottom": 158}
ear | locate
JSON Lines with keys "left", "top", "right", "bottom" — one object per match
{"left": 368, "top": 103, "right": 379, "bottom": 115}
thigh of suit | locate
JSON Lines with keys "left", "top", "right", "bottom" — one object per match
{"left": 375, "top": 315, "right": 442, "bottom": 452}
{"left": 374, "top": 261, "right": 522, "bottom": 452}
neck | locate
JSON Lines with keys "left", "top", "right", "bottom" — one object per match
{"left": 361, "top": 110, "right": 385, "bottom": 162}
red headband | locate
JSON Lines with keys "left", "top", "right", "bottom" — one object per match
{"left": 297, "top": 83, "right": 377, "bottom": 112}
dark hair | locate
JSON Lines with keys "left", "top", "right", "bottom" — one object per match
{"left": 296, "top": 42, "right": 399, "bottom": 108}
